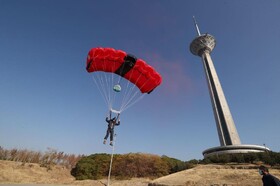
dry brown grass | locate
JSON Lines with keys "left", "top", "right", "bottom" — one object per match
{"left": 0, "top": 160, "right": 150, "bottom": 186}
{"left": 149, "top": 164, "right": 280, "bottom": 186}
{"left": 0, "top": 160, "right": 74, "bottom": 184}
{"left": 1, "top": 160, "right": 280, "bottom": 186}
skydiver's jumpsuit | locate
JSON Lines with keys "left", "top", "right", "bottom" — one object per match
{"left": 104, "top": 117, "right": 120, "bottom": 142}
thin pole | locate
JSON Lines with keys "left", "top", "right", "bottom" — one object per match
{"left": 107, "top": 134, "right": 116, "bottom": 186}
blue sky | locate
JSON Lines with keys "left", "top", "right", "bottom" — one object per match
{"left": 0, "top": 0, "right": 279, "bottom": 161}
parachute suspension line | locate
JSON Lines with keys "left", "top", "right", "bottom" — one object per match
{"left": 112, "top": 59, "right": 121, "bottom": 106}
{"left": 117, "top": 72, "right": 123, "bottom": 85}
{"left": 98, "top": 58, "right": 117, "bottom": 112}
{"left": 119, "top": 75, "right": 145, "bottom": 112}
{"left": 119, "top": 79, "right": 136, "bottom": 110}
{"left": 91, "top": 74, "right": 110, "bottom": 108}
{"left": 107, "top": 133, "right": 117, "bottom": 186}
{"left": 104, "top": 73, "right": 114, "bottom": 112}
{"left": 119, "top": 89, "right": 144, "bottom": 113}
{"left": 101, "top": 73, "right": 111, "bottom": 109}
{"left": 119, "top": 69, "right": 138, "bottom": 112}
{"left": 109, "top": 59, "right": 120, "bottom": 112}
{"left": 119, "top": 70, "right": 145, "bottom": 112}
{"left": 91, "top": 59, "right": 113, "bottom": 112}
{"left": 122, "top": 76, "right": 154, "bottom": 111}
{"left": 101, "top": 59, "right": 114, "bottom": 112}
{"left": 92, "top": 61, "right": 108, "bottom": 107}
{"left": 120, "top": 69, "right": 153, "bottom": 112}
{"left": 108, "top": 71, "right": 114, "bottom": 111}
{"left": 120, "top": 93, "right": 145, "bottom": 113}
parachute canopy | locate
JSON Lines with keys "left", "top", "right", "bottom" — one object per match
{"left": 86, "top": 47, "right": 162, "bottom": 94}
{"left": 86, "top": 47, "right": 162, "bottom": 114}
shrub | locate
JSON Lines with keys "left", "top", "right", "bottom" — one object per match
{"left": 161, "top": 155, "right": 188, "bottom": 173}
{"left": 71, "top": 153, "right": 110, "bottom": 180}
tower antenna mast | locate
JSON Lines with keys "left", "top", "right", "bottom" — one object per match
{"left": 193, "top": 16, "right": 201, "bottom": 36}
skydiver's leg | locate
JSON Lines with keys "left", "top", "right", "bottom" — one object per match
{"left": 103, "top": 128, "right": 110, "bottom": 144}
{"left": 110, "top": 129, "right": 114, "bottom": 146}
{"left": 104, "top": 128, "right": 110, "bottom": 139}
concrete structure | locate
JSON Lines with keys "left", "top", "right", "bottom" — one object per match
{"left": 189, "top": 17, "right": 269, "bottom": 157}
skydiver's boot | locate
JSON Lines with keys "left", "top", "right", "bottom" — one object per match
{"left": 110, "top": 141, "right": 113, "bottom": 146}
{"left": 103, "top": 139, "right": 106, "bottom": 144}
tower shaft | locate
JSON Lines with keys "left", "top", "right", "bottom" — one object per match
{"left": 202, "top": 52, "right": 241, "bottom": 146}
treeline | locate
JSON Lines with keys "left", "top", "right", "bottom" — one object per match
{"left": 201, "top": 151, "right": 280, "bottom": 166}
{"left": 71, "top": 153, "right": 191, "bottom": 180}
{"left": 0, "top": 146, "right": 83, "bottom": 169}
{"left": 71, "top": 151, "right": 280, "bottom": 180}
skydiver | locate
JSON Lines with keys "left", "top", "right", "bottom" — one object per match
{"left": 103, "top": 114, "right": 120, "bottom": 146}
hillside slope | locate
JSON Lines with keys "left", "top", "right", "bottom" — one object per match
{"left": 149, "top": 164, "right": 280, "bottom": 186}
{"left": 0, "top": 160, "right": 74, "bottom": 184}
{"left": 0, "top": 160, "right": 149, "bottom": 186}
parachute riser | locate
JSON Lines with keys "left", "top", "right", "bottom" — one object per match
{"left": 109, "top": 108, "right": 121, "bottom": 121}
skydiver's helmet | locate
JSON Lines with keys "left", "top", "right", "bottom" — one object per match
{"left": 112, "top": 117, "right": 116, "bottom": 121}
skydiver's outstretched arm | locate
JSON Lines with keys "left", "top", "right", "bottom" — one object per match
{"left": 106, "top": 110, "right": 112, "bottom": 122}
{"left": 115, "top": 114, "right": 120, "bottom": 126}
{"left": 116, "top": 113, "right": 120, "bottom": 121}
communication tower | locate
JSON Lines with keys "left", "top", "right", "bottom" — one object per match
{"left": 190, "top": 17, "right": 269, "bottom": 157}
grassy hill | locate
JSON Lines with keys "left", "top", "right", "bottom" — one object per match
{"left": 149, "top": 164, "right": 280, "bottom": 186}
{"left": 1, "top": 160, "right": 280, "bottom": 186}
{"left": 0, "top": 160, "right": 150, "bottom": 186}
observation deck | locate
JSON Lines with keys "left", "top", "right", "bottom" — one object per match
{"left": 190, "top": 34, "right": 216, "bottom": 57}
{"left": 203, "top": 144, "right": 270, "bottom": 158}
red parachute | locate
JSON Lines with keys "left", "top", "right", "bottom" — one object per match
{"left": 86, "top": 47, "right": 162, "bottom": 94}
